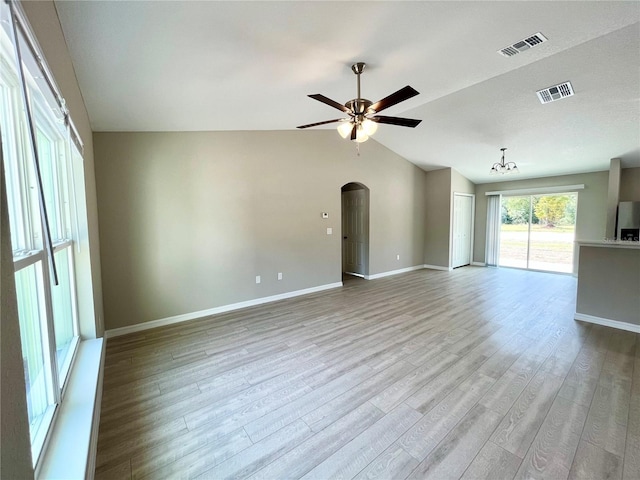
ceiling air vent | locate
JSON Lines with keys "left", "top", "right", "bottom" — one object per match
{"left": 536, "top": 82, "right": 574, "bottom": 104}
{"left": 498, "top": 32, "right": 548, "bottom": 57}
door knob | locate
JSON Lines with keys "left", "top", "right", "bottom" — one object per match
{"left": 343, "top": 236, "right": 348, "bottom": 239}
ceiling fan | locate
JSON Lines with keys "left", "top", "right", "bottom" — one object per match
{"left": 297, "top": 62, "right": 422, "bottom": 143}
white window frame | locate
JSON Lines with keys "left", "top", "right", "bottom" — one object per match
{"left": 1, "top": 3, "right": 82, "bottom": 466}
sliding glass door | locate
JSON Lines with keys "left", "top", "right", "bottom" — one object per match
{"left": 499, "top": 193, "right": 577, "bottom": 273}
{"left": 499, "top": 196, "right": 530, "bottom": 269}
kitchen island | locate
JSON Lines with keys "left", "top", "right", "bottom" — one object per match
{"left": 575, "top": 240, "right": 640, "bottom": 332}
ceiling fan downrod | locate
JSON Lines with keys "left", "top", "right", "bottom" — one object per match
{"left": 350, "top": 62, "right": 371, "bottom": 118}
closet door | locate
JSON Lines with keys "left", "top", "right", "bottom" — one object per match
{"left": 452, "top": 194, "right": 474, "bottom": 268}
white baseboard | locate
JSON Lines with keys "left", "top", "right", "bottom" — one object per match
{"left": 575, "top": 312, "right": 640, "bottom": 333}
{"left": 105, "top": 282, "right": 343, "bottom": 338}
{"left": 423, "top": 264, "right": 453, "bottom": 271}
{"left": 471, "top": 262, "right": 486, "bottom": 267}
{"left": 365, "top": 265, "right": 425, "bottom": 280}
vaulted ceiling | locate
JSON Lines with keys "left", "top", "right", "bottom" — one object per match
{"left": 55, "top": 1, "right": 640, "bottom": 183}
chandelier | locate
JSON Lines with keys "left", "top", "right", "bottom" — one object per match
{"left": 490, "top": 147, "right": 519, "bottom": 175}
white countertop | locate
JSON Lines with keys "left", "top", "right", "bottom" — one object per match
{"left": 577, "top": 240, "right": 640, "bottom": 249}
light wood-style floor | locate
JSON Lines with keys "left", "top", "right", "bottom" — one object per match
{"left": 96, "top": 267, "right": 640, "bottom": 480}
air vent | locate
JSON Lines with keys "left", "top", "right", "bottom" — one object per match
{"left": 536, "top": 82, "right": 574, "bottom": 104}
{"left": 498, "top": 32, "right": 548, "bottom": 57}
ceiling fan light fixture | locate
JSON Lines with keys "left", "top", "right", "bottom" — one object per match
{"left": 361, "top": 118, "right": 378, "bottom": 136}
{"left": 337, "top": 121, "right": 353, "bottom": 139}
{"left": 298, "top": 62, "right": 422, "bottom": 149}
{"left": 355, "top": 125, "right": 369, "bottom": 143}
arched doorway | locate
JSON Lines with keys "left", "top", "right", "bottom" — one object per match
{"left": 341, "top": 182, "right": 370, "bottom": 278}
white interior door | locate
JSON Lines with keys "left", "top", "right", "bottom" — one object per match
{"left": 452, "top": 193, "right": 473, "bottom": 268}
{"left": 342, "top": 189, "right": 367, "bottom": 275}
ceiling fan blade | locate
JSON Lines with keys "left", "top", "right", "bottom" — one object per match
{"left": 308, "top": 94, "right": 351, "bottom": 113}
{"left": 297, "top": 118, "right": 344, "bottom": 129}
{"left": 369, "top": 86, "right": 419, "bottom": 113}
{"left": 350, "top": 123, "right": 357, "bottom": 141}
{"left": 372, "top": 115, "right": 422, "bottom": 128}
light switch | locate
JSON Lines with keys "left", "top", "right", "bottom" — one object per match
{"left": 255, "top": 275, "right": 261, "bottom": 284}
{"left": 327, "top": 227, "right": 333, "bottom": 235}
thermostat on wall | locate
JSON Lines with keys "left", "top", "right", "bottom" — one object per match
{"left": 322, "top": 212, "right": 329, "bottom": 219}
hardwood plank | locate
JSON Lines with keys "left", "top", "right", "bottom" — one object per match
{"left": 601, "top": 352, "right": 635, "bottom": 383}
{"left": 195, "top": 419, "right": 312, "bottom": 479}
{"left": 460, "top": 441, "right": 521, "bottom": 480}
{"left": 94, "top": 459, "right": 131, "bottom": 480}
{"left": 406, "top": 404, "right": 503, "bottom": 479}
{"left": 625, "top": 356, "right": 640, "bottom": 460}
{"left": 539, "top": 332, "right": 585, "bottom": 379}
{"left": 490, "top": 370, "right": 564, "bottom": 458}
{"left": 184, "top": 377, "right": 312, "bottom": 432}
{"left": 404, "top": 328, "right": 470, "bottom": 367}
{"left": 513, "top": 395, "right": 589, "bottom": 480}
{"left": 247, "top": 402, "right": 384, "bottom": 480}
{"left": 568, "top": 440, "right": 623, "bottom": 480}
{"left": 100, "top": 381, "right": 161, "bottom": 412}
{"left": 96, "top": 268, "right": 638, "bottom": 480}
{"left": 352, "top": 445, "right": 419, "bottom": 480}
{"left": 622, "top": 434, "right": 640, "bottom": 480}
{"left": 623, "top": 433, "right": 640, "bottom": 480}
{"left": 301, "top": 403, "right": 422, "bottom": 480}
{"left": 399, "top": 373, "right": 495, "bottom": 461}
{"left": 557, "top": 348, "right": 606, "bottom": 407}
{"left": 476, "top": 333, "right": 530, "bottom": 380}
{"left": 96, "top": 417, "right": 189, "bottom": 471}
{"left": 243, "top": 364, "right": 374, "bottom": 442}
{"left": 479, "top": 352, "right": 545, "bottom": 415}
{"left": 104, "top": 381, "right": 202, "bottom": 421}
{"left": 404, "top": 350, "right": 492, "bottom": 415}
{"left": 582, "top": 377, "right": 631, "bottom": 457}
{"left": 301, "top": 360, "right": 416, "bottom": 432}
{"left": 582, "top": 325, "right": 614, "bottom": 354}
{"left": 607, "top": 330, "right": 637, "bottom": 357}
{"left": 134, "top": 427, "right": 252, "bottom": 479}
{"left": 369, "top": 351, "right": 460, "bottom": 413}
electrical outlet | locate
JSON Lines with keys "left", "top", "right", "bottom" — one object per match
{"left": 255, "top": 275, "right": 261, "bottom": 284}
{"left": 327, "top": 227, "right": 333, "bottom": 235}
{"left": 277, "top": 272, "right": 283, "bottom": 280}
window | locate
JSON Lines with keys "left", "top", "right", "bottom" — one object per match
{"left": 1, "top": 1, "right": 82, "bottom": 465}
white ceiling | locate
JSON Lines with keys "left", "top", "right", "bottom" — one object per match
{"left": 54, "top": 1, "right": 640, "bottom": 183}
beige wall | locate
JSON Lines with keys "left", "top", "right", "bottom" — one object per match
{"left": 473, "top": 171, "right": 609, "bottom": 266}
{"left": 576, "top": 246, "right": 640, "bottom": 325}
{"left": 423, "top": 168, "right": 451, "bottom": 267}
{"left": 620, "top": 167, "right": 640, "bottom": 201}
{"left": 451, "top": 168, "right": 475, "bottom": 196}
{"left": 423, "top": 168, "right": 476, "bottom": 268}
{"left": 93, "top": 131, "right": 426, "bottom": 331}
